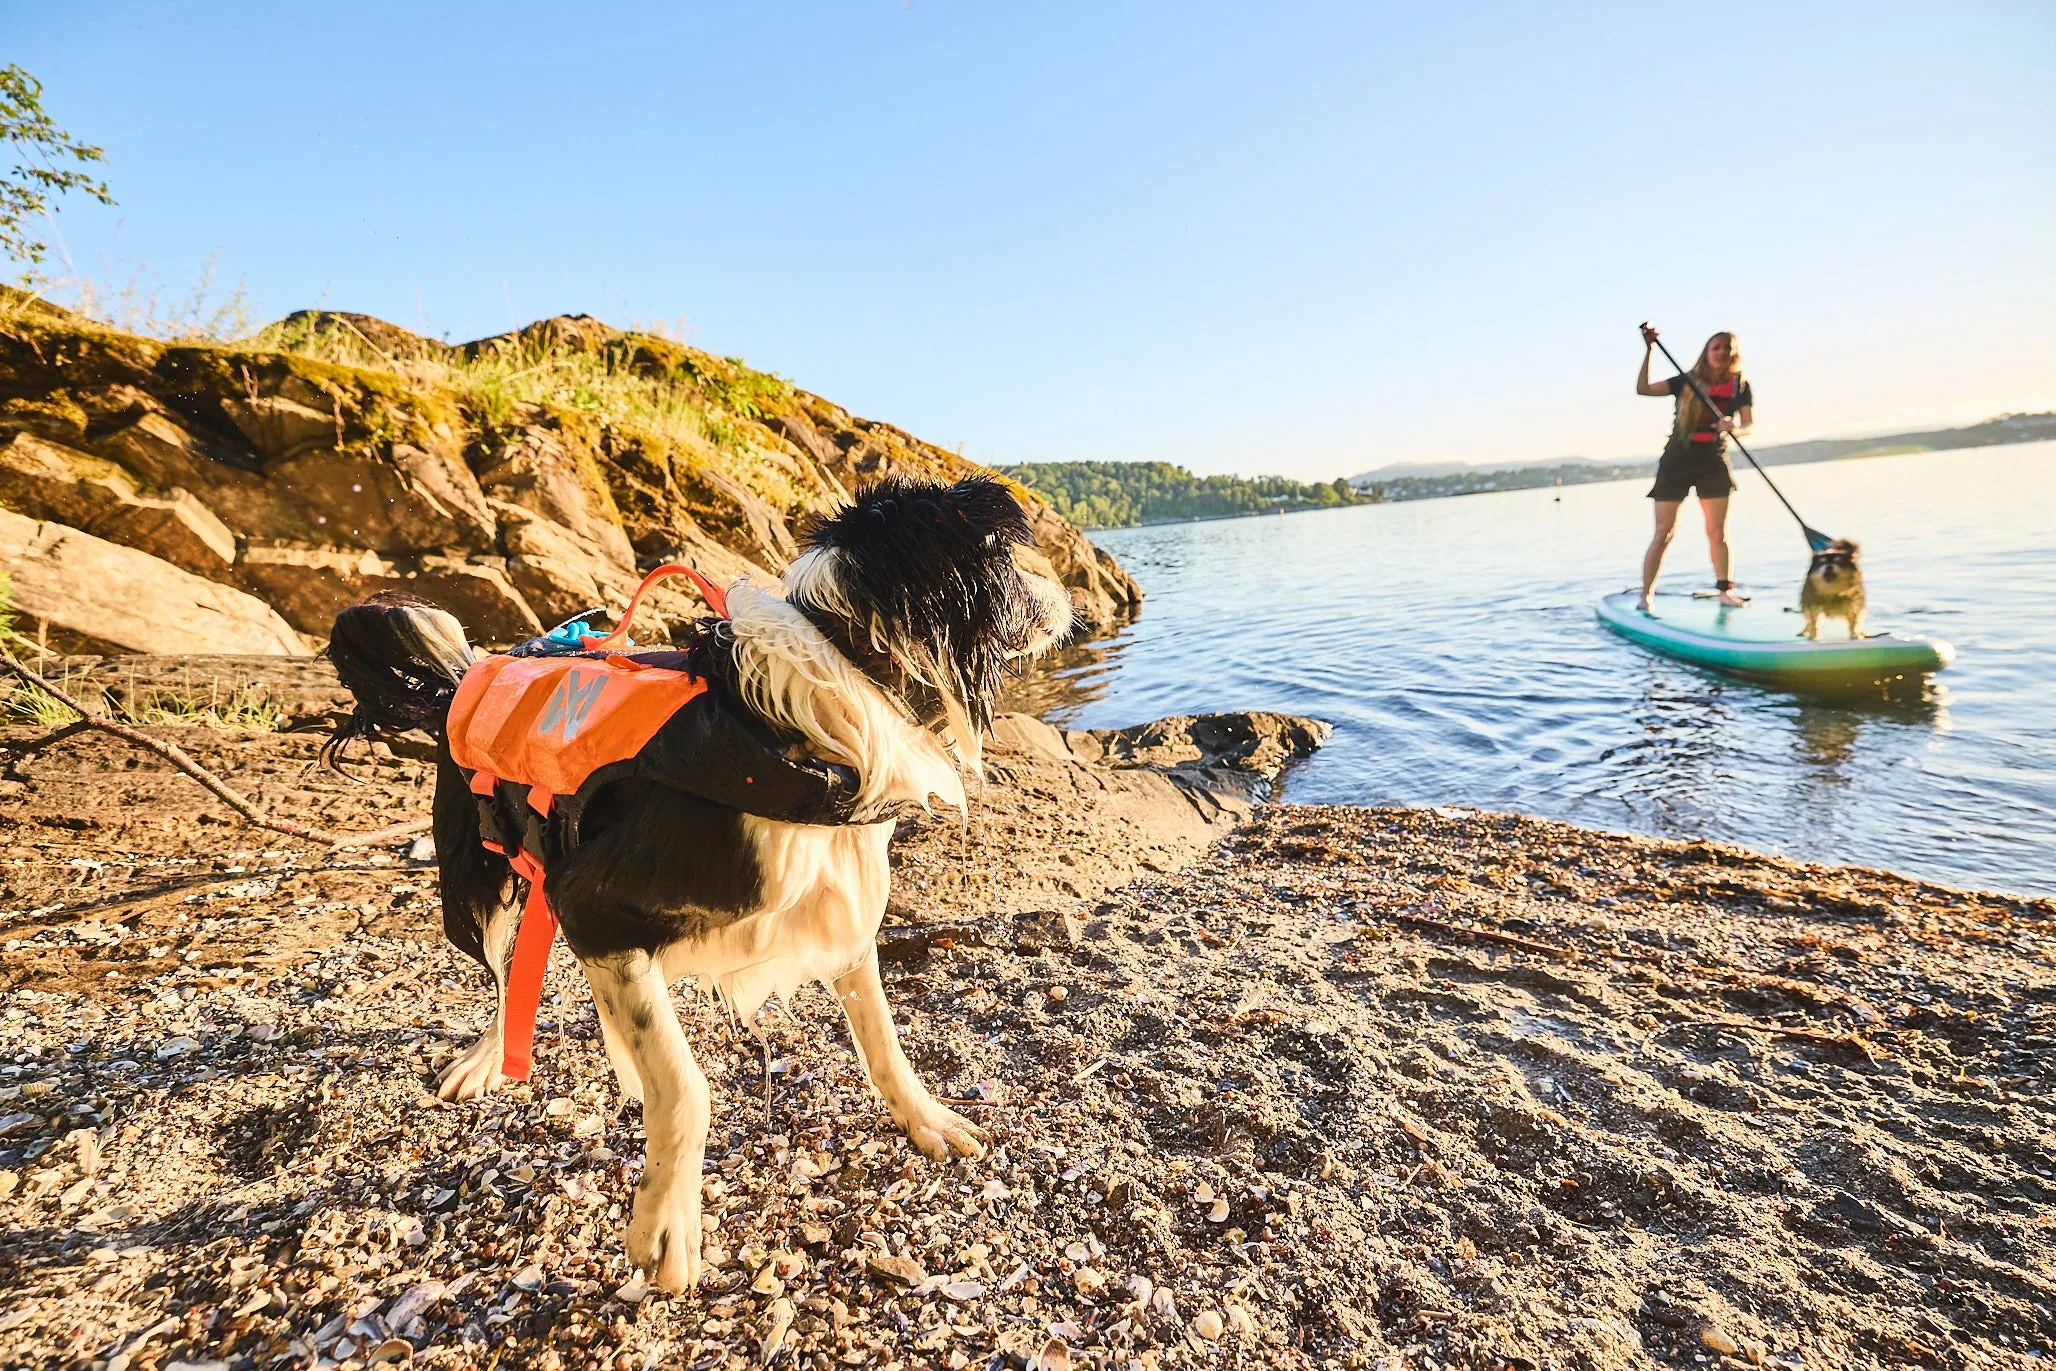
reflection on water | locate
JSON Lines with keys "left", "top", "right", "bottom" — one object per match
{"left": 1014, "top": 442, "right": 2056, "bottom": 897}
{"left": 995, "top": 633, "right": 1134, "bottom": 720}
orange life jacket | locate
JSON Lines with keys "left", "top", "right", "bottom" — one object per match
{"left": 448, "top": 652, "right": 711, "bottom": 811}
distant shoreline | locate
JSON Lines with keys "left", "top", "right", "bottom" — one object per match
{"left": 1070, "top": 418, "right": 2055, "bottom": 530}
{"left": 1352, "top": 412, "right": 2056, "bottom": 508}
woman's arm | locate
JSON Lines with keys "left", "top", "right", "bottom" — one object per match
{"left": 1635, "top": 325, "right": 1670, "bottom": 395}
{"left": 1717, "top": 405, "right": 1754, "bottom": 437}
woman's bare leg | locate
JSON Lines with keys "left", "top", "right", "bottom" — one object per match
{"left": 1639, "top": 501, "right": 1683, "bottom": 609}
{"left": 1700, "top": 497, "right": 1743, "bottom": 604}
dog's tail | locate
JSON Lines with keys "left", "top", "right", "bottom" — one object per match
{"left": 323, "top": 590, "right": 476, "bottom": 765}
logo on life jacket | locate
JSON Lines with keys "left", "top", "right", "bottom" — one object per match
{"left": 538, "top": 669, "right": 607, "bottom": 741}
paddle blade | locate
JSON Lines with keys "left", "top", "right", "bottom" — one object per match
{"left": 1804, "top": 526, "right": 1836, "bottom": 553}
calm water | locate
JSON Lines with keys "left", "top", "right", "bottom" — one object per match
{"left": 1035, "top": 442, "right": 2056, "bottom": 898}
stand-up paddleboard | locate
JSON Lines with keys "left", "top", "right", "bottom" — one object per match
{"left": 1598, "top": 591, "right": 1954, "bottom": 685}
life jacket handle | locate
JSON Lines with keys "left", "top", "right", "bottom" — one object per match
{"left": 583, "top": 563, "right": 729, "bottom": 651}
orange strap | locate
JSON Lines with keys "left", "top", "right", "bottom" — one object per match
{"left": 499, "top": 847, "right": 556, "bottom": 1082}
{"left": 583, "top": 563, "right": 728, "bottom": 651}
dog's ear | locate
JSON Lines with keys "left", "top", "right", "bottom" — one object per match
{"left": 937, "top": 476, "right": 1034, "bottom": 547}
{"left": 1840, "top": 540, "right": 1861, "bottom": 556}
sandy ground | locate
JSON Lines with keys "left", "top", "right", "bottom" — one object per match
{"left": 2, "top": 658, "right": 2053, "bottom": 1371}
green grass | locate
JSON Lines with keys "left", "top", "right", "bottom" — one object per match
{"left": 242, "top": 312, "right": 815, "bottom": 512}
{"left": 15, "top": 265, "right": 821, "bottom": 517}
{"left": 0, "top": 669, "right": 83, "bottom": 729}
{"left": 0, "top": 644, "right": 287, "bottom": 733}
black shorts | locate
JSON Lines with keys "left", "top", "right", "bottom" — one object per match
{"left": 1648, "top": 438, "right": 1735, "bottom": 501}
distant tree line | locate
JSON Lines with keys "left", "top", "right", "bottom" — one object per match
{"left": 1369, "top": 461, "right": 1652, "bottom": 502}
{"left": 1003, "top": 460, "right": 1369, "bottom": 529}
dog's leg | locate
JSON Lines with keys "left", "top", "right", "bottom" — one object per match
{"left": 833, "top": 947, "right": 986, "bottom": 1161}
{"left": 579, "top": 961, "right": 646, "bottom": 1103}
{"left": 435, "top": 889, "right": 521, "bottom": 1100}
{"left": 1801, "top": 609, "right": 1820, "bottom": 641}
{"left": 586, "top": 951, "right": 707, "bottom": 1292}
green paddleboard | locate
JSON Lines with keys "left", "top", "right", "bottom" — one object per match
{"left": 1598, "top": 591, "right": 1954, "bottom": 684}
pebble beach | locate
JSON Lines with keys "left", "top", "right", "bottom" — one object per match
{"left": 2, "top": 661, "right": 2053, "bottom": 1371}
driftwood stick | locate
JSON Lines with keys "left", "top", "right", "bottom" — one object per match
{"left": 1391, "top": 910, "right": 1574, "bottom": 961}
{"left": 0, "top": 648, "right": 430, "bottom": 850}
{"left": 327, "top": 816, "right": 437, "bottom": 849}
{"left": 1667, "top": 1015, "right": 1875, "bottom": 1059}
{"left": 5, "top": 719, "right": 92, "bottom": 765}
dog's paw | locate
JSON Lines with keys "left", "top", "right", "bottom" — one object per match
{"left": 435, "top": 1036, "right": 505, "bottom": 1101}
{"left": 894, "top": 1099, "right": 988, "bottom": 1162}
{"left": 627, "top": 1176, "right": 702, "bottom": 1293}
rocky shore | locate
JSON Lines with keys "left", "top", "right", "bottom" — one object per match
{"left": 2, "top": 658, "right": 2053, "bottom": 1370}
{"left": 0, "top": 299, "right": 1140, "bottom": 657}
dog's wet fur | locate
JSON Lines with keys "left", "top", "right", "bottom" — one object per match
{"left": 325, "top": 477, "right": 1072, "bottom": 1290}
{"left": 1799, "top": 539, "right": 1866, "bottom": 640}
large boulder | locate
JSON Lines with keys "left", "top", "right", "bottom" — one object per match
{"left": 472, "top": 420, "right": 638, "bottom": 571}
{"left": 1024, "top": 503, "right": 1143, "bottom": 628}
{"left": 0, "top": 431, "right": 237, "bottom": 576}
{"left": 245, "top": 441, "right": 496, "bottom": 551}
{"left": 234, "top": 543, "right": 542, "bottom": 644}
{"left": 42, "top": 368, "right": 496, "bottom": 557}
{"left": 219, "top": 393, "right": 342, "bottom": 454}
{"left": 0, "top": 509, "right": 306, "bottom": 656}
{"left": 494, "top": 502, "right": 651, "bottom": 630}
{"left": 93, "top": 408, "right": 266, "bottom": 487}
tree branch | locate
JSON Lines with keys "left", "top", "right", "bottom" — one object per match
{"left": 1, "top": 648, "right": 429, "bottom": 850}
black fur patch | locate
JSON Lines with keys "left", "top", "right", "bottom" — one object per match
{"left": 432, "top": 744, "right": 515, "bottom": 972}
{"left": 793, "top": 476, "right": 1041, "bottom": 732}
{"left": 544, "top": 777, "right": 766, "bottom": 962}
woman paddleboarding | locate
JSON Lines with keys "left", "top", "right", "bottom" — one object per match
{"left": 1635, "top": 324, "right": 1753, "bottom": 609}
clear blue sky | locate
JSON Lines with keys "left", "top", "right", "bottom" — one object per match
{"left": 11, "top": 1, "right": 2053, "bottom": 478}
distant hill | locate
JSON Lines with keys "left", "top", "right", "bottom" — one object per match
{"left": 1353, "top": 455, "right": 1598, "bottom": 481}
{"left": 1742, "top": 412, "right": 2056, "bottom": 468}
{"left": 1354, "top": 461, "right": 1648, "bottom": 503}
{"left": 1351, "top": 412, "right": 2056, "bottom": 503}
{"left": 1001, "top": 460, "right": 1368, "bottom": 529}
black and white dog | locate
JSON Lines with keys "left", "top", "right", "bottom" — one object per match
{"left": 327, "top": 477, "right": 1072, "bottom": 1290}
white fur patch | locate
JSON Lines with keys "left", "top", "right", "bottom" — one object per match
{"left": 724, "top": 579, "right": 966, "bottom": 815}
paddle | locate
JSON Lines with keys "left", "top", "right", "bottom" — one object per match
{"left": 1642, "top": 323, "right": 1835, "bottom": 552}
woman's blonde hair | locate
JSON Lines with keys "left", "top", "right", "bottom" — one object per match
{"left": 1676, "top": 331, "right": 1743, "bottom": 435}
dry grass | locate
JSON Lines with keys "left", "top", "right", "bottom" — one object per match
{"left": 239, "top": 311, "right": 819, "bottom": 511}
{"left": 0, "top": 659, "right": 286, "bottom": 733}
{"left": 16, "top": 250, "right": 258, "bottom": 343}
{"left": 12, "top": 258, "right": 818, "bottom": 512}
